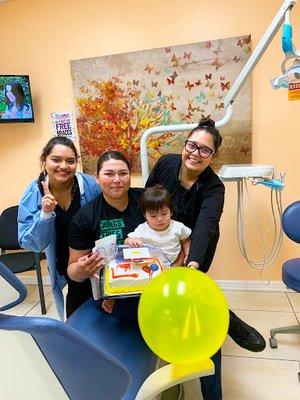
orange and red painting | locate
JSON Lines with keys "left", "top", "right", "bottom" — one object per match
{"left": 70, "top": 35, "right": 252, "bottom": 175}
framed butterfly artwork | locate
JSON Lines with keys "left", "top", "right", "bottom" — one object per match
{"left": 70, "top": 35, "right": 252, "bottom": 177}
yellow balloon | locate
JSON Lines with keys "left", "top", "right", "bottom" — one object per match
{"left": 138, "top": 267, "right": 229, "bottom": 363}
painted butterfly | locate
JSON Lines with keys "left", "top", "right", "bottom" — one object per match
{"left": 215, "top": 102, "right": 224, "bottom": 109}
{"left": 221, "top": 82, "right": 230, "bottom": 91}
{"left": 205, "top": 81, "right": 215, "bottom": 89}
{"left": 184, "top": 51, "right": 192, "bottom": 60}
{"left": 233, "top": 56, "right": 241, "bottom": 63}
{"left": 185, "top": 81, "right": 194, "bottom": 91}
{"left": 171, "top": 54, "right": 181, "bottom": 67}
{"left": 188, "top": 100, "right": 196, "bottom": 112}
{"left": 145, "top": 64, "right": 155, "bottom": 74}
{"left": 212, "top": 57, "right": 224, "bottom": 70}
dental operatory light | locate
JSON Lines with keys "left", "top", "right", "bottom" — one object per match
{"left": 270, "top": 4, "right": 300, "bottom": 100}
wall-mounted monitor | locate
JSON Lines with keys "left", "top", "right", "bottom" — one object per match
{"left": 0, "top": 75, "right": 34, "bottom": 123}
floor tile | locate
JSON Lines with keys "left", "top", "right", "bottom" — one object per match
{"left": 25, "top": 284, "right": 52, "bottom": 302}
{"left": 182, "top": 379, "right": 203, "bottom": 400}
{"left": 224, "top": 291, "right": 292, "bottom": 312}
{"left": 26, "top": 291, "right": 59, "bottom": 320}
{"left": 158, "top": 360, "right": 203, "bottom": 400}
{"left": 2, "top": 284, "right": 45, "bottom": 316}
{"left": 288, "top": 292, "right": 300, "bottom": 312}
{"left": 223, "top": 309, "right": 300, "bottom": 361}
{"left": 222, "top": 356, "right": 300, "bottom": 400}
{"left": 3, "top": 301, "right": 38, "bottom": 316}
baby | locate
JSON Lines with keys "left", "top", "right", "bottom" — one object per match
{"left": 102, "top": 185, "right": 191, "bottom": 314}
{"left": 125, "top": 184, "right": 191, "bottom": 265}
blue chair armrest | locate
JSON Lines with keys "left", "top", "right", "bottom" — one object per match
{"left": 66, "top": 298, "right": 157, "bottom": 400}
{"left": 0, "top": 261, "right": 27, "bottom": 311}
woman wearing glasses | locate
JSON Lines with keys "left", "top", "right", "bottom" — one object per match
{"left": 146, "top": 117, "right": 265, "bottom": 400}
{"left": 146, "top": 117, "right": 226, "bottom": 271}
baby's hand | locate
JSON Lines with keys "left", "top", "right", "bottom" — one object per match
{"left": 124, "top": 237, "right": 143, "bottom": 247}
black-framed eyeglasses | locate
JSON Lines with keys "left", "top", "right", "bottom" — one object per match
{"left": 184, "top": 140, "right": 215, "bottom": 158}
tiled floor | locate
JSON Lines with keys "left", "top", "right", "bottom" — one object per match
{"left": 221, "top": 291, "right": 300, "bottom": 400}
{"left": 6, "top": 286, "right": 300, "bottom": 399}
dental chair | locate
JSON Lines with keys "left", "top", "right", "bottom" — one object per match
{"left": 269, "top": 201, "right": 300, "bottom": 380}
{"left": 0, "top": 260, "right": 215, "bottom": 399}
{"left": 0, "top": 262, "right": 219, "bottom": 400}
{"left": 0, "top": 260, "right": 157, "bottom": 399}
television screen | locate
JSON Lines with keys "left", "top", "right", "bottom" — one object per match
{"left": 0, "top": 75, "right": 34, "bottom": 123}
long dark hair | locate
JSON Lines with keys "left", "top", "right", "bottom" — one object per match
{"left": 188, "top": 117, "right": 222, "bottom": 153}
{"left": 5, "top": 81, "right": 26, "bottom": 110}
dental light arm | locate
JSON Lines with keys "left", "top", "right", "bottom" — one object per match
{"left": 140, "top": 105, "right": 233, "bottom": 184}
{"left": 271, "top": 2, "right": 300, "bottom": 89}
{"left": 140, "top": 0, "right": 297, "bottom": 184}
{"left": 224, "top": 0, "right": 296, "bottom": 104}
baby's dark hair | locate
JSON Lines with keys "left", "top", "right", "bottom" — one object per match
{"left": 188, "top": 116, "right": 222, "bottom": 153}
{"left": 140, "top": 185, "right": 173, "bottom": 214}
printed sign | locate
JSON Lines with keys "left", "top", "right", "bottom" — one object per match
{"left": 51, "top": 111, "right": 76, "bottom": 140}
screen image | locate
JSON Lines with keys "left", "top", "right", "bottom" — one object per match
{"left": 0, "top": 75, "right": 34, "bottom": 123}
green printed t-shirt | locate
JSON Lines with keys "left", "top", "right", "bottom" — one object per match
{"left": 68, "top": 188, "right": 145, "bottom": 251}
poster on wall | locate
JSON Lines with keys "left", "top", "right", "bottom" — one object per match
{"left": 70, "top": 35, "right": 252, "bottom": 175}
{"left": 51, "top": 111, "right": 76, "bottom": 141}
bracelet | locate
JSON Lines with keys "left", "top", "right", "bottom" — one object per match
{"left": 187, "top": 262, "right": 199, "bottom": 269}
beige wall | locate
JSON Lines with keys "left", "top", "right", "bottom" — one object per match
{"left": 1, "top": 0, "right": 299, "bottom": 281}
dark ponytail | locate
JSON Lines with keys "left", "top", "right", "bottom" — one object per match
{"left": 37, "top": 171, "right": 47, "bottom": 196}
